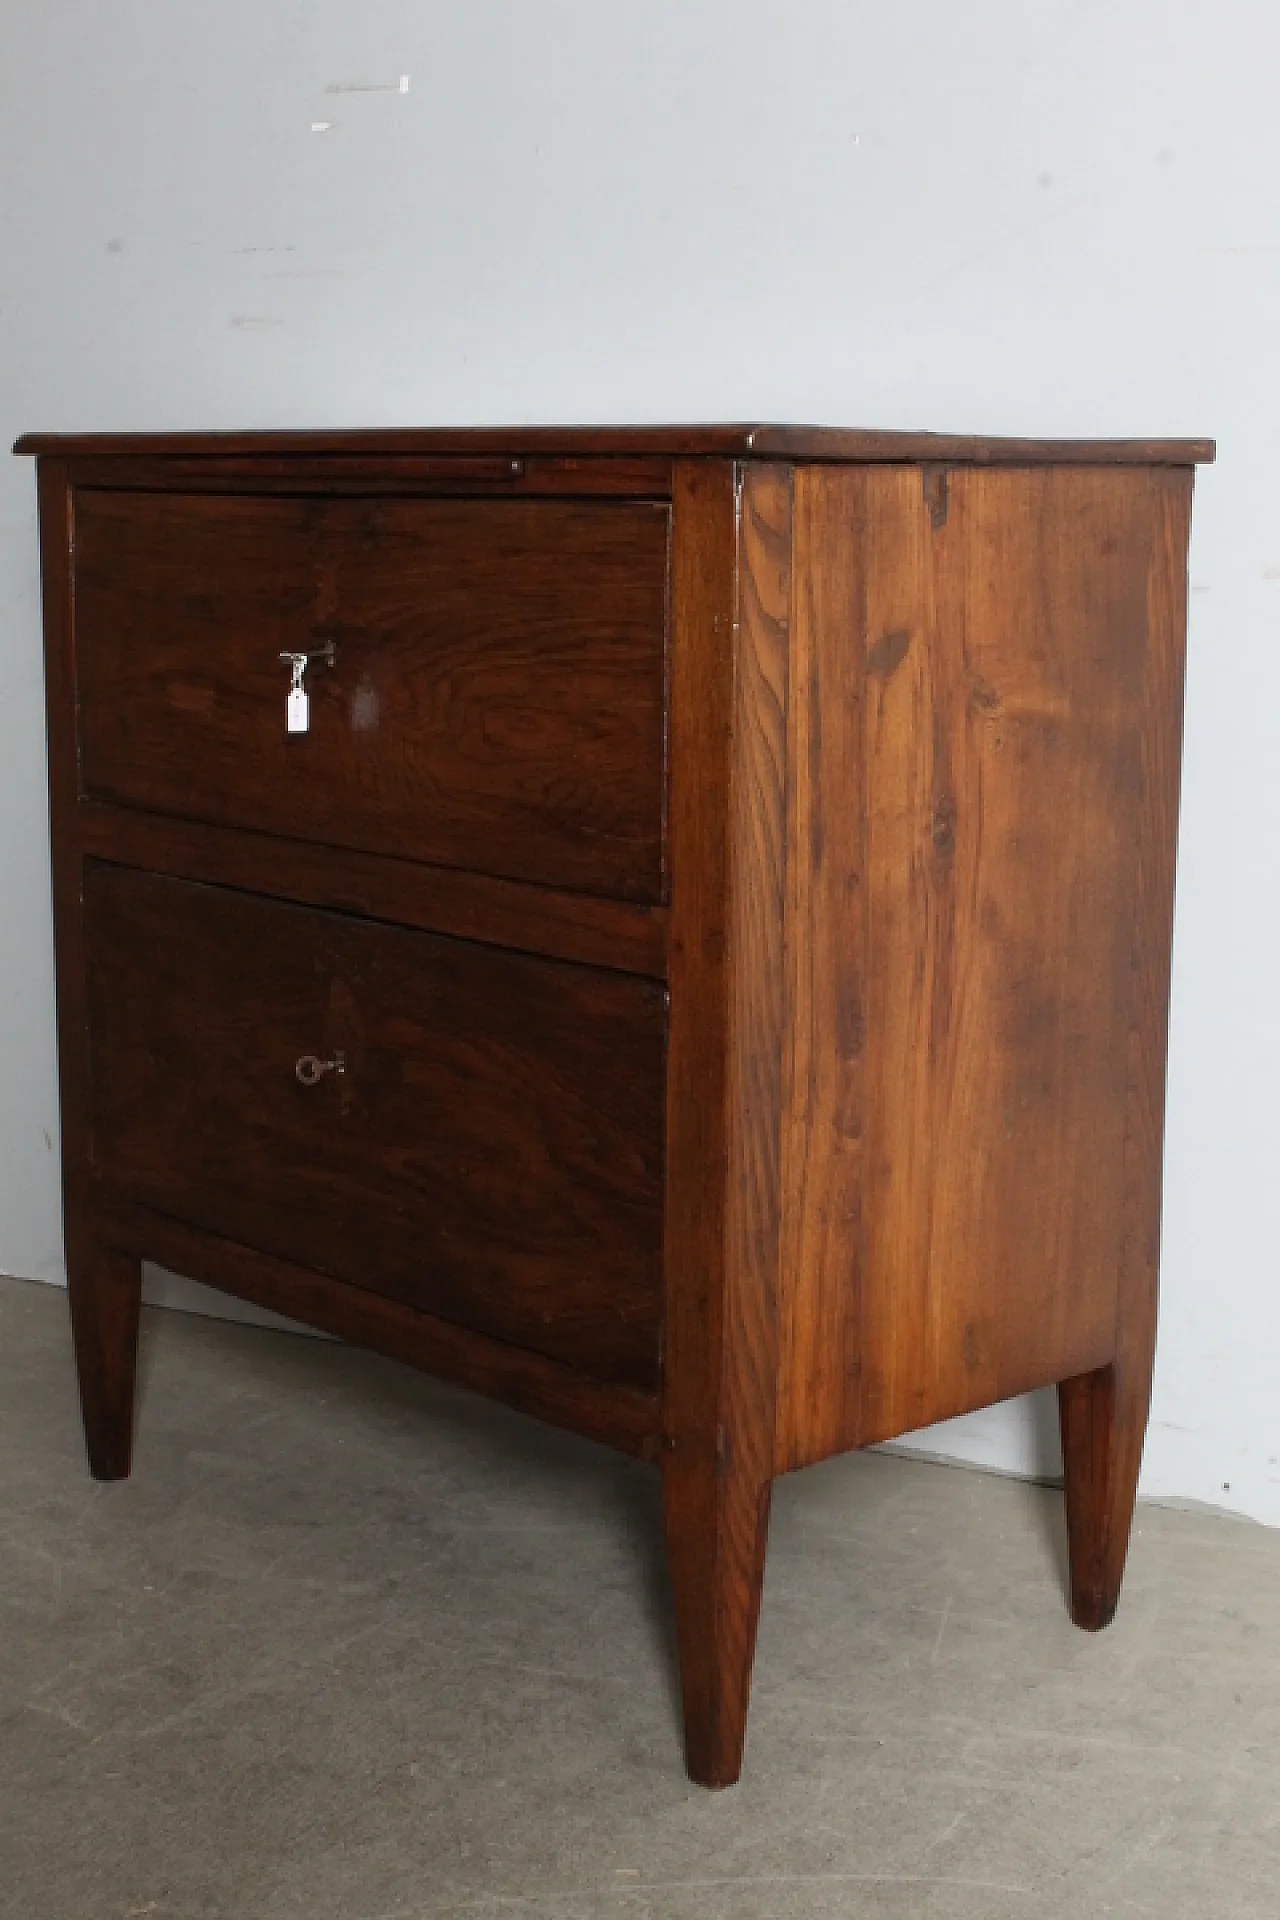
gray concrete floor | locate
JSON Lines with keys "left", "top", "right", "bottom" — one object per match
{"left": 1, "top": 1272, "right": 1277, "bottom": 1920}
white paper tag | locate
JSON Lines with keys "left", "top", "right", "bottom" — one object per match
{"left": 287, "top": 687, "right": 310, "bottom": 734}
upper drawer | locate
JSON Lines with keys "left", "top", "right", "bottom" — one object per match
{"left": 72, "top": 490, "right": 669, "bottom": 903}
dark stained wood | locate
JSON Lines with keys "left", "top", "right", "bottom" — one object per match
{"left": 661, "top": 456, "right": 740, "bottom": 1788}
{"left": 34, "top": 459, "right": 145, "bottom": 1480}
{"left": 64, "top": 454, "right": 675, "bottom": 498}
{"left": 98, "top": 1200, "right": 661, "bottom": 1462}
{"left": 15, "top": 425, "right": 1215, "bottom": 465}
{"left": 79, "top": 804, "right": 668, "bottom": 980}
{"left": 661, "top": 461, "right": 791, "bottom": 1788}
{"left": 1057, "top": 470, "right": 1193, "bottom": 1628}
{"left": 84, "top": 866, "right": 667, "bottom": 1390}
{"left": 74, "top": 490, "right": 669, "bottom": 903}
{"left": 776, "top": 465, "right": 1184, "bottom": 1468}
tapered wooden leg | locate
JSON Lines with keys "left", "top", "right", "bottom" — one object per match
{"left": 662, "top": 1449, "right": 772, "bottom": 1788}
{"left": 67, "top": 1233, "right": 143, "bottom": 1481}
{"left": 660, "top": 463, "right": 789, "bottom": 1786}
{"left": 1057, "top": 1356, "right": 1153, "bottom": 1631}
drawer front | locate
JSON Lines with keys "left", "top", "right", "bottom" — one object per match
{"left": 84, "top": 866, "right": 666, "bottom": 1390}
{"left": 74, "top": 490, "right": 669, "bottom": 903}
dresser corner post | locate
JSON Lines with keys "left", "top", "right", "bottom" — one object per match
{"left": 34, "top": 454, "right": 145, "bottom": 1481}
{"left": 1057, "top": 465, "right": 1194, "bottom": 1632}
{"left": 661, "top": 459, "right": 793, "bottom": 1786}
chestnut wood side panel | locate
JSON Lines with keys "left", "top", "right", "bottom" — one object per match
{"left": 84, "top": 867, "right": 666, "bottom": 1391}
{"left": 661, "top": 461, "right": 792, "bottom": 1788}
{"left": 776, "top": 464, "right": 1190, "bottom": 1469}
{"left": 74, "top": 491, "right": 669, "bottom": 903}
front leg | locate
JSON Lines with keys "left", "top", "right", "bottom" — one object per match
{"left": 663, "top": 1442, "right": 773, "bottom": 1788}
{"left": 67, "top": 1225, "right": 142, "bottom": 1481}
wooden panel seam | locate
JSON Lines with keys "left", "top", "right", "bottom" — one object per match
{"left": 78, "top": 803, "right": 669, "bottom": 981}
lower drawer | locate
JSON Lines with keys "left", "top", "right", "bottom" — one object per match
{"left": 83, "top": 865, "right": 666, "bottom": 1390}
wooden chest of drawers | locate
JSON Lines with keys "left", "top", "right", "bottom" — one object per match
{"left": 19, "top": 424, "right": 1212, "bottom": 1786}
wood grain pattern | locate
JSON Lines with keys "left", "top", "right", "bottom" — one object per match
{"left": 75, "top": 491, "right": 669, "bottom": 903}
{"left": 775, "top": 467, "right": 869, "bottom": 1467}
{"left": 98, "top": 1200, "right": 661, "bottom": 1461}
{"left": 84, "top": 866, "right": 667, "bottom": 1390}
{"left": 1058, "top": 469, "right": 1193, "bottom": 1628}
{"left": 79, "top": 804, "right": 667, "bottom": 980}
{"left": 776, "top": 465, "right": 1185, "bottom": 1469}
{"left": 661, "top": 461, "right": 791, "bottom": 1787}
{"left": 16, "top": 425, "right": 1215, "bottom": 465}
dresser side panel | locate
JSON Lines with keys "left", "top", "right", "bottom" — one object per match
{"left": 777, "top": 463, "right": 1193, "bottom": 1468}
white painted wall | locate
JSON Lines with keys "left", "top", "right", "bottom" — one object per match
{"left": 1, "top": 1, "right": 1276, "bottom": 1524}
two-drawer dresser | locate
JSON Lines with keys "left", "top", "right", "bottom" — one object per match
{"left": 18, "top": 425, "right": 1213, "bottom": 1786}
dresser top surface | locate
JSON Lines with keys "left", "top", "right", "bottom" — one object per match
{"left": 13, "top": 424, "right": 1214, "bottom": 466}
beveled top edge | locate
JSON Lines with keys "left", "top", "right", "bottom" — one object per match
{"left": 12, "top": 424, "right": 1216, "bottom": 465}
